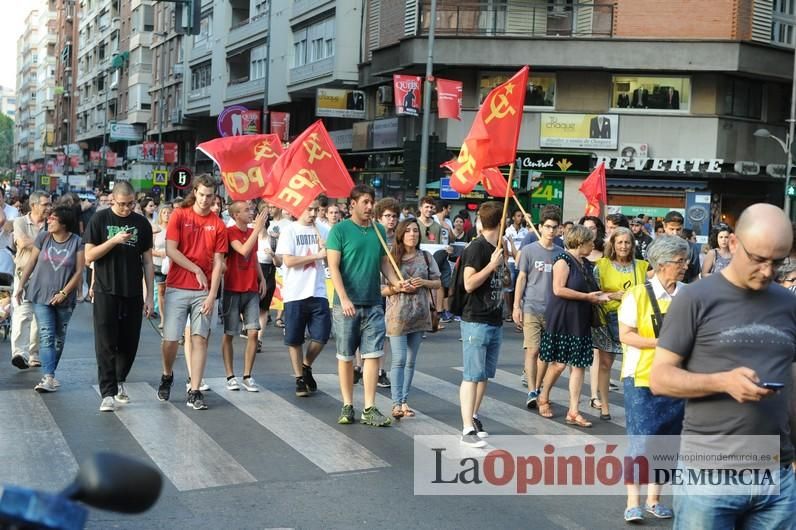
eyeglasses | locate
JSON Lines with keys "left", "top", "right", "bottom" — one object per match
{"left": 783, "top": 277, "right": 796, "bottom": 283}
{"left": 735, "top": 235, "right": 788, "bottom": 269}
{"left": 540, "top": 223, "right": 559, "bottom": 231}
{"left": 664, "top": 258, "right": 688, "bottom": 266}
{"left": 114, "top": 200, "right": 136, "bottom": 209}
{"left": 381, "top": 213, "right": 397, "bottom": 219}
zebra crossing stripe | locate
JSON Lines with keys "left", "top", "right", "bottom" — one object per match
{"left": 93, "top": 383, "right": 256, "bottom": 492}
{"left": 207, "top": 378, "right": 389, "bottom": 474}
{"left": 409, "top": 371, "right": 604, "bottom": 446}
{"left": 0, "top": 390, "right": 79, "bottom": 491}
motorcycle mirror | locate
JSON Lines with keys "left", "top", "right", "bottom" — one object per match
{"left": 61, "top": 452, "right": 162, "bottom": 514}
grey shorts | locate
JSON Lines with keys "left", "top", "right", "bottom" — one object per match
{"left": 163, "top": 287, "right": 212, "bottom": 341}
{"left": 332, "top": 304, "right": 385, "bottom": 362}
{"left": 222, "top": 291, "right": 261, "bottom": 336}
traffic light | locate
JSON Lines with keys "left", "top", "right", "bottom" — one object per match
{"left": 175, "top": 0, "right": 202, "bottom": 36}
{"left": 788, "top": 184, "right": 796, "bottom": 197}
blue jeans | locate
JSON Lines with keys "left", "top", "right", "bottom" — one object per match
{"left": 674, "top": 465, "right": 795, "bottom": 530}
{"left": 33, "top": 304, "right": 74, "bottom": 376}
{"left": 389, "top": 331, "right": 424, "bottom": 406}
{"left": 332, "top": 304, "right": 385, "bottom": 361}
{"left": 460, "top": 321, "right": 502, "bottom": 382}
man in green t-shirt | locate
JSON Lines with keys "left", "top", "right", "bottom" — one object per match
{"left": 327, "top": 185, "right": 409, "bottom": 427}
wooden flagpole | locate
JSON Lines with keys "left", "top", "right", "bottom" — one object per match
{"left": 372, "top": 221, "right": 404, "bottom": 281}
{"left": 511, "top": 195, "right": 543, "bottom": 241}
{"left": 497, "top": 164, "right": 515, "bottom": 252}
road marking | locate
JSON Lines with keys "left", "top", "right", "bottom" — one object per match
{"left": 0, "top": 390, "right": 79, "bottom": 490}
{"left": 410, "top": 371, "right": 603, "bottom": 446}
{"left": 94, "top": 383, "right": 256, "bottom": 492}
{"left": 208, "top": 378, "right": 388, "bottom": 474}
{"left": 456, "top": 367, "right": 627, "bottom": 428}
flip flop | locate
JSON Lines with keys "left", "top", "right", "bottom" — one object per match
{"left": 391, "top": 405, "right": 404, "bottom": 419}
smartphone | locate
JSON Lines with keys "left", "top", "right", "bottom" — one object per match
{"left": 759, "top": 382, "right": 785, "bottom": 390}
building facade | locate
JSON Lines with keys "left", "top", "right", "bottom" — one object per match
{"left": 15, "top": 10, "right": 40, "bottom": 167}
{"left": 0, "top": 87, "right": 17, "bottom": 120}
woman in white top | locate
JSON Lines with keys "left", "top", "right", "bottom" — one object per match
{"left": 152, "top": 205, "right": 172, "bottom": 329}
{"left": 258, "top": 203, "right": 282, "bottom": 340}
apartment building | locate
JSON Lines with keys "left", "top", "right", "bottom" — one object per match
{"left": 14, "top": 10, "right": 40, "bottom": 167}
{"left": 0, "top": 87, "right": 17, "bottom": 120}
{"left": 362, "top": 0, "right": 796, "bottom": 228}
{"left": 31, "top": 3, "right": 58, "bottom": 165}
{"left": 54, "top": 0, "right": 80, "bottom": 153}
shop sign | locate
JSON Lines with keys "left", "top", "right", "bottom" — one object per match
{"left": 594, "top": 156, "right": 723, "bottom": 173}
{"left": 540, "top": 113, "right": 618, "bottom": 150}
{"left": 607, "top": 206, "right": 684, "bottom": 218}
{"left": 767, "top": 164, "right": 786, "bottom": 178}
{"left": 733, "top": 161, "right": 760, "bottom": 176}
{"left": 316, "top": 88, "right": 366, "bottom": 120}
{"left": 527, "top": 177, "right": 564, "bottom": 223}
{"left": 516, "top": 152, "right": 591, "bottom": 174}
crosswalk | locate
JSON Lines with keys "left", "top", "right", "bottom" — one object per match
{"left": 0, "top": 366, "right": 631, "bottom": 494}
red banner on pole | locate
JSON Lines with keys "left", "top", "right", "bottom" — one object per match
{"left": 579, "top": 162, "right": 607, "bottom": 217}
{"left": 197, "top": 134, "right": 284, "bottom": 201}
{"left": 163, "top": 143, "right": 178, "bottom": 164}
{"left": 393, "top": 74, "right": 422, "bottom": 116}
{"left": 270, "top": 112, "right": 290, "bottom": 141}
{"left": 436, "top": 78, "right": 463, "bottom": 120}
{"left": 105, "top": 152, "right": 117, "bottom": 168}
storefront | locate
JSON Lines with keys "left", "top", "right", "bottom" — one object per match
{"left": 515, "top": 151, "right": 591, "bottom": 222}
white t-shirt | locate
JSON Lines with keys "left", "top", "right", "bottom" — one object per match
{"left": 275, "top": 221, "right": 327, "bottom": 303}
{"left": 505, "top": 225, "right": 529, "bottom": 264}
{"left": 0, "top": 204, "right": 20, "bottom": 275}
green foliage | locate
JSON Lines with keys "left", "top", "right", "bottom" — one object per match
{"left": 0, "top": 113, "right": 13, "bottom": 170}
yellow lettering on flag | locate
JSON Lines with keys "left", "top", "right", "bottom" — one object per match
{"left": 221, "top": 167, "right": 264, "bottom": 194}
{"left": 484, "top": 85, "right": 516, "bottom": 125}
{"left": 451, "top": 144, "right": 477, "bottom": 186}
{"left": 303, "top": 133, "right": 332, "bottom": 164}
{"left": 254, "top": 140, "right": 278, "bottom": 161}
{"left": 277, "top": 169, "right": 321, "bottom": 207}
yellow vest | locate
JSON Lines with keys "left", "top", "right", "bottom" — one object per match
{"left": 595, "top": 258, "right": 648, "bottom": 313}
{"left": 620, "top": 283, "right": 673, "bottom": 387}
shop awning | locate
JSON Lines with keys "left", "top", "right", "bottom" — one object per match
{"left": 426, "top": 180, "right": 486, "bottom": 192}
{"left": 608, "top": 178, "right": 708, "bottom": 190}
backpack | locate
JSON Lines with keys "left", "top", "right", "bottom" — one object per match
{"left": 447, "top": 255, "right": 467, "bottom": 316}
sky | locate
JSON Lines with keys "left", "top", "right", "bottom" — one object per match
{"left": 0, "top": 1, "right": 40, "bottom": 90}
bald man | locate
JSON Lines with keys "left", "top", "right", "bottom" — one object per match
{"left": 650, "top": 203, "right": 796, "bottom": 529}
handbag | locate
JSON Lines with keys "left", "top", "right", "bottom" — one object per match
{"left": 422, "top": 251, "right": 440, "bottom": 333}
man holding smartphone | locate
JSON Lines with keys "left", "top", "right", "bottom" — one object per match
{"left": 650, "top": 203, "right": 796, "bottom": 529}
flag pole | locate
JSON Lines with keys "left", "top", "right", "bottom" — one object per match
{"left": 497, "top": 164, "right": 516, "bottom": 252}
{"left": 372, "top": 221, "right": 404, "bottom": 281}
{"left": 511, "top": 195, "right": 543, "bottom": 241}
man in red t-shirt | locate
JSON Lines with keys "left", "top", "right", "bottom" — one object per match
{"left": 157, "top": 175, "right": 228, "bottom": 410}
{"left": 221, "top": 201, "right": 267, "bottom": 392}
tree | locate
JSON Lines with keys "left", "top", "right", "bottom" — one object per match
{"left": 0, "top": 114, "right": 13, "bottom": 170}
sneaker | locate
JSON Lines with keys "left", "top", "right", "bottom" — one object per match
{"left": 28, "top": 357, "right": 41, "bottom": 368}
{"left": 461, "top": 430, "right": 487, "bottom": 448}
{"left": 624, "top": 506, "right": 644, "bottom": 523}
{"left": 241, "top": 377, "right": 259, "bottom": 392}
{"left": 51, "top": 378, "right": 61, "bottom": 388}
{"left": 157, "top": 374, "right": 173, "bottom": 401}
{"left": 186, "top": 390, "right": 208, "bottom": 410}
{"left": 377, "top": 370, "right": 391, "bottom": 388}
{"left": 644, "top": 503, "right": 673, "bottom": 519}
{"left": 34, "top": 376, "right": 56, "bottom": 393}
{"left": 302, "top": 365, "right": 317, "bottom": 392}
{"left": 453, "top": 315, "right": 461, "bottom": 322}
{"left": 99, "top": 396, "right": 115, "bottom": 412}
{"left": 295, "top": 377, "right": 309, "bottom": 397}
{"left": 360, "top": 406, "right": 392, "bottom": 427}
{"left": 520, "top": 369, "right": 528, "bottom": 388}
{"left": 11, "top": 354, "right": 29, "bottom": 370}
{"left": 186, "top": 377, "right": 211, "bottom": 392}
{"left": 526, "top": 390, "right": 539, "bottom": 409}
{"left": 226, "top": 377, "right": 240, "bottom": 391}
{"left": 337, "top": 404, "right": 355, "bottom": 425}
{"left": 440, "top": 311, "right": 453, "bottom": 324}
{"left": 472, "top": 416, "right": 488, "bottom": 438}
{"left": 353, "top": 365, "right": 362, "bottom": 385}
{"left": 115, "top": 382, "right": 130, "bottom": 403}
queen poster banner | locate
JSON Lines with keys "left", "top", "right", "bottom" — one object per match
{"left": 394, "top": 74, "right": 422, "bottom": 116}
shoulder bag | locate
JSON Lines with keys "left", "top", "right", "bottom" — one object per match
{"left": 422, "top": 251, "right": 440, "bottom": 332}
{"left": 644, "top": 281, "right": 665, "bottom": 338}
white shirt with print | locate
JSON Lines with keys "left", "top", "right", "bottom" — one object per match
{"left": 275, "top": 221, "right": 327, "bottom": 303}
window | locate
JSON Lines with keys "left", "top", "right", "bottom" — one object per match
{"left": 723, "top": 78, "right": 763, "bottom": 119}
{"left": 254, "top": 0, "right": 268, "bottom": 18}
{"left": 479, "top": 72, "right": 556, "bottom": 107}
{"left": 293, "top": 18, "right": 335, "bottom": 67}
{"left": 250, "top": 43, "right": 267, "bottom": 80}
{"left": 191, "top": 62, "right": 211, "bottom": 91}
{"left": 611, "top": 76, "right": 690, "bottom": 111}
{"left": 194, "top": 14, "right": 212, "bottom": 46}
{"left": 773, "top": 0, "right": 796, "bottom": 46}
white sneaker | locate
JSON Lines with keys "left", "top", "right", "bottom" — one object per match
{"left": 199, "top": 379, "right": 210, "bottom": 391}
{"left": 28, "top": 357, "right": 42, "bottom": 368}
{"left": 34, "top": 376, "right": 56, "bottom": 393}
{"left": 99, "top": 396, "right": 115, "bottom": 412}
{"left": 51, "top": 377, "right": 61, "bottom": 388}
{"left": 241, "top": 377, "right": 259, "bottom": 392}
{"left": 115, "top": 382, "right": 130, "bottom": 403}
{"left": 226, "top": 377, "right": 240, "bottom": 391}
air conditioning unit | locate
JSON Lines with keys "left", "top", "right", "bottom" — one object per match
{"left": 377, "top": 85, "right": 393, "bottom": 104}
{"left": 172, "top": 64, "right": 184, "bottom": 78}
{"left": 171, "top": 108, "right": 182, "bottom": 125}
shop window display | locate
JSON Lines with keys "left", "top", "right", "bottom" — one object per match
{"left": 479, "top": 73, "right": 556, "bottom": 107}
{"left": 612, "top": 76, "right": 690, "bottom": 111}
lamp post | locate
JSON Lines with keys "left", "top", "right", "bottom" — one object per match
{"left": 755, "top": 127, "right": 794, "bottom": 218}
{"left": 156, "top": 32, "right": 168, "bottom": 180}
{"left": 417, "top": 0, "right": 437, "bottom": 198}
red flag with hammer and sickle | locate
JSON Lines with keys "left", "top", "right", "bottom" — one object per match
{"left": 197, "top": 134, "right": 283, "bottom": 201}
{"left": 443, "top": 66, "right": 529, "bottom": 194}
{"left": 579, "top": 162, "right": 607, "bottom": 217}
{"left": 481, "top": 167, "right": 514, "bottom": 198}
{"left": 263, "top": 120, "right": 354, "bottom": 219}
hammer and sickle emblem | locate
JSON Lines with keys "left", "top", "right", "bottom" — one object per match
{"left": 484, "top": 89, "right": 516, "bottom": 125}
{"left": 295, "top": 168, "right": 321, "bottom": 186}
{"left": 303, "top": 133, "right": 332, "bottom": 164}
{"left": 254, "top": 141, "right": 277, "bottom": 161}
{"left": 452, "top": 144, "right": 477, "bottom": 183}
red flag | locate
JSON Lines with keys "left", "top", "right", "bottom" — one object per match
{"left": 263, "top": 120, "right": 354, "bottom": 219}
{"left": 444, "top": 66, "right": 529, "bottom": 193}
{"left": 579, "top": 162, "right": 607, "bottom": 217}
{"left": 197, "top": 134, "right": 284, "bottom": 201}
{"left": 481, "top": 167, "right": 514, "bottom": 198}
{"left": 436, "top": 78, "right": 462, "bottom": 120}
{"left": 393, "top": 74, "right": 422, "bottom": 116}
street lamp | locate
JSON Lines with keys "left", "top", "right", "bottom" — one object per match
{"left": 755, "top": 127, "right": 794, "bottom": 217}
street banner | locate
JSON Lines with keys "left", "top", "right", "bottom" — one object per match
{"left": 141, "top": 142, "right": 178, "bottom": 163}
{"left": 315, "top": 89, "right": 366, "bottom": 119}
{"left": 263, "top": 120, "right": 354, "bottom": 219}
{"left": 105, "top": 152, "right": 117, "bottom": 168}
{"left": 394, "top": 75, "right": 422, "bottom": 116}
{"left": 442, "top": 66, "right": 529, "bottom": 193}
{"left": 163, "top": 143, "right": 178, "bottom": 164}
{"left": 579, "top": 162, "right": 607, "bottom": 217}
{"left": 197, "top": 134, "right": 284, "bottom": 201}
{"left": 271, "top": 112, "right": 290, "bottom": 141}
{"left": 540, "top": 113, "right": 618, "bottom": 150}
{"left": 436, "top": 78, "right": 463, "bottom": 120}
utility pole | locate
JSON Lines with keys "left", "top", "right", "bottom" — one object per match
{"left": 157, "top": 32, "right": 167, "bottom": 183}
{"left": 262, "top": 2, "right": 272, "bottom": 134}
{"left": 417, "top": 0, "right": 437, "bottom": 198}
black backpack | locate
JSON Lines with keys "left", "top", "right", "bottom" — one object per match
{"left": 448, "top": 255, "right": 467, "bottom": 316}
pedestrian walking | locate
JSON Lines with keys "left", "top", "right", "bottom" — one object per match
{"left": 152, "top": 205, "right": 172, "bottom": 329}
{"left": 701, "top": 223, "right": 733, "bottom": 277}
{"left": 14, "top": 206, "right": 84, "bottom": 393}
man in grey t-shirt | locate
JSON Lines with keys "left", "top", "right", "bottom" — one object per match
{"left": 650, "top": 203, "right": 796, "bottom": 529}
{"left": 513, "top": 205, "right": 562, "bottom": 409}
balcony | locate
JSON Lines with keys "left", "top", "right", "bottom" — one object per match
{"left": 225, "top": 76, "right": 265, "bottom": 103}
{"left": 190, "top": 41, "right": 212, "bottom": 63}
{"left": 186, "top": 86, "right": 210, "bottom": 113}
{"left": 227, "top": 12, "right": 269, "bottom": 50}
{"left": 289, "top": 56, "right": 334, "bottom": 85}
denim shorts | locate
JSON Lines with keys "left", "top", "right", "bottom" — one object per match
{"left": 163, "top": 287, "right": 211, "bottom": 341}
{"left": 461, "top": 321, "right": 502, "bottom": 382}
{"left": 222, "top": 291, "right": 261, "bottom": 336}
{"left": 283, "top": 297, "right": 331, "bottom": 346}
{"left": 332, "top": 304, "right": 385, "bottom": 361}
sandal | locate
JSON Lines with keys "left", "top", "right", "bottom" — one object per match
{"left": 391, "top": 405, "right": 404, "bottom": 419}
{"left": 275, "top": 318, "right": 285, "bottom": 328}
{"left": 600, "top": 413, "right": 612, "bottom": 421}
{"left": 538, "top": 399, "right": 553, "bottom": 418}
{"left": 589, "top": 397, "right": 602, "bottom": 410}
{"left": 401, "top": 404, "right": 415, "bottom": 417}
{"left": 565, "top": 412, "right": 593, "bottom": 428}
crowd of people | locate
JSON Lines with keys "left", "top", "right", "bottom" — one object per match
{"left": 2, "top": 178, "right": 794, "bottom": 528}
